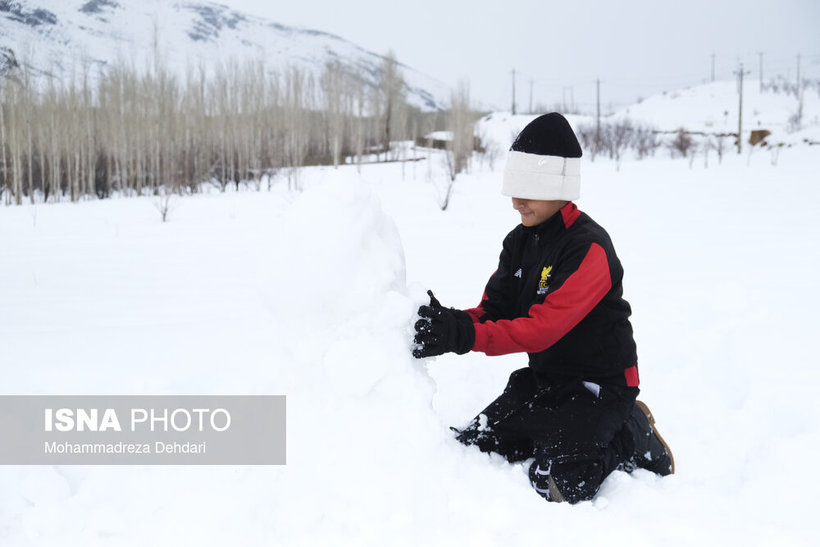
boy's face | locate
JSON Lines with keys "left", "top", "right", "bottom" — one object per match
{"left": 511, "top": 198, "right": 567, "bottom": 227}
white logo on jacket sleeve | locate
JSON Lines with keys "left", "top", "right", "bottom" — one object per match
{"left": 514, "top": 268, "right": 523, "bottom": 278}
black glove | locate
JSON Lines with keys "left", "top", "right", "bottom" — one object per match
{"left": 412, "top": 290, "right": 475, "bottom": 358}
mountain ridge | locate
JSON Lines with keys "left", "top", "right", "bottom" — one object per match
{"left": 0, "top": 0, "right": 449, "bottom": 110}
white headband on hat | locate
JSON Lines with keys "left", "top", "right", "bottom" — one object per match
{"left": 501, "top": 151, "right": 580, "bottom": 201}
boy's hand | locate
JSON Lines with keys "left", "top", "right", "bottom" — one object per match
{"left": 412, "top": 290, "right": 475, "bottom": 358}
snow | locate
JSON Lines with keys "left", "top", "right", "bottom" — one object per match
{"left": 425, "top": 130, "right": 454, "bottom": 141}
{"left": 2, "top": 106, "right": 820, "bottom": 545}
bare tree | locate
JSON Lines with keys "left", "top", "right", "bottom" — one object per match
{"left": 378, "top": 51, "right": 405, "bottom": 162}
{"left": 608, "top": 119, "right": 634, "bottom": 170}
{"left": 0, "top": 78, "right": 8, "bottom": 204}
{"left": 445, "top": 80, "right": 474, "bottom": 181}
{"left": 576, "top": 124, "right": 602, "bottom": 161}
{"left": 787, "top": 92, "right": 804, "bottom": 133}
{"left": 669, "top": 129, "right": 695, "bottom": 158}
{"left": 713, "top": 134, "right": 729, "bottom": 164}
{"left": 153, "top": 187, "right": 175, "bottom": 222}
{"left": 439, "top": 80, "right": 475, "bottom": 210}
{"left": 283, "top": 65, "right": 312, "bottom": 190}
{"left": 321, "top": 60, "right": 346, "bottom": 168}
{"left": 633, "top": 126, "right": 659, "bottom": 159}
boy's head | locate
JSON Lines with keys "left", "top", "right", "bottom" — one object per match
{"left": 502, "top": 113, "right": 582, "bottom": 202}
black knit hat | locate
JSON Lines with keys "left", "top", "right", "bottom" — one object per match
{"left": 502, "top": 113, "right": 582, "bottom": 200}
{"left": 510, "top": 113, "right": 583, "bottom": 157}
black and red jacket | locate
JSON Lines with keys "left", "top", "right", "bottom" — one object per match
{"left": 465, "top": 202, "right": 639, "bottom": 387}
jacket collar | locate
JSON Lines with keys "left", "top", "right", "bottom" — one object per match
{"left": 525, "top": 202, "right": 579, "bottom": 242}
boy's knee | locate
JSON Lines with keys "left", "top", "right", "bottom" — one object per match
{"left": 455, "top": 423, "right": 534, "bottom": 463}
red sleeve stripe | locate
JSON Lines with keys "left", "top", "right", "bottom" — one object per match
{"left": 472, "top": 243, "right": 611, "bottom": 355}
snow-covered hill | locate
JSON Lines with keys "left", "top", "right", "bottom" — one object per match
{"left": 477, "top": 79, "right": 820, "bottom": 158}
{"left": 0, "top": 0, "right": 449, "bottom": 110}
{"left": 611, "top": 80, "right": 820, "bottom": 146}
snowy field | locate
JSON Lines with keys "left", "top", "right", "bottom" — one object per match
{"left": 1, "top": 114, "right": 819, "bottom": 545}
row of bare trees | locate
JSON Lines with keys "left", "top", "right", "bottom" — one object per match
{"left": 577, "top": 119, "right": 739, "bottom": 169}
{"left": 0, "top": 51, "right": 431, "bottom": 205}
{"left": 577, "top": 120, "right": 661, "bottom": 168}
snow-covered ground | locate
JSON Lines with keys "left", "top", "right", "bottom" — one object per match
{"left": 1, "top": 112, "right": 819, "bottom": 545}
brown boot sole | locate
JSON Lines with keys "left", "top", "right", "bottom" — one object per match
{"left": 547, "top": 474, "right": 565, "bottom": 503}
{"left": 635, "top": 400, "right": 675, "bottom": 474}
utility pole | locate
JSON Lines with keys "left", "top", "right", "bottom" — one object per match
{"left": 529, "top": 80, "right": 534, "bottom": 114}
{"left": 711, "top": 53, "right": 716, "bottom": 82}
{"left": 734, "top": 63, "right": 750, "bottom": 154}
{"left": 511, "top": 69, "right": 517, "bottom": 115}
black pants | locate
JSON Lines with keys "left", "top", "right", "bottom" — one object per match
{"left": 455, "top": 367, "right": 639, "bottom": 503}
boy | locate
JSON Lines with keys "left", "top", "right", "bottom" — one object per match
{"left": 412, "top": 113, "right": 673, "bottom": 504}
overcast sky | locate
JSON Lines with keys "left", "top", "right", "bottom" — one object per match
{"left": 219, "top": 0, "right": 819, "bottom": 112}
